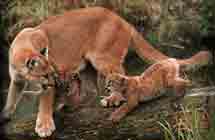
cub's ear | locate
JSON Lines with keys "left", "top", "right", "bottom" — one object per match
{"left": 119, "top": 75, "right": 128, "bottom": 86}
{"left": 121, "top": 77, "right": 128, "bottom": 86}
{"left": 30, "top": 29, "right": 49, "bottom": 54}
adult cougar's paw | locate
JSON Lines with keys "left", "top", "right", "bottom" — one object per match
{"left": 0, "top": 111, "right": 11, "bottom": 125}
{"left": 35, "top": 116, "right": 56, "bottom": 137}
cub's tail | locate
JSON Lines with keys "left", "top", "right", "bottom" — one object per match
{"left": 177, "top": 51, "right": 212, "bottom": 71}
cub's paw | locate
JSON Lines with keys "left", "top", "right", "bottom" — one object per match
{"left": 100, "top": 97, "right": 121, "bottom": 107}
{"left": 100, "top": 94, "right": 126, "bottom": 107}
{"left": 35, "top": 116, "right": 56, "bottom": 137}
{"left": 100, "top": 97, "right": 108, "bottom": 107}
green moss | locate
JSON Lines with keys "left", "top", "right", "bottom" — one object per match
{"left": 146, "top": 31, "right": 159, "bottom": 46}
{"left": 206, "top": 113, "right": 215, "bottom": 140}
{"left": 6, "top": 0, "right": 64, "bottom": 40}
{"left": 200, "top": 0, "right": 215, "bottom": 34}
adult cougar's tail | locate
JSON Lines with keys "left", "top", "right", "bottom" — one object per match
{"left": 128, "top": 24, "right": 169, "bottom": 63}
{"left": 177, "top": 51, "right": 212, "bottom": 71}
{"left": 126, "top": 23, "right": 212, "bottom": 70}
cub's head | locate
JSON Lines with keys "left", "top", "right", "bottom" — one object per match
{"left": 105, "top": 73, "right": 128, "bottom": 94}
{"left": 9, "top": 28, "right": 50, "bottom": 82}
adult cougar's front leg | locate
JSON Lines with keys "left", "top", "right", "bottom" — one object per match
{"left": 35, "top": 86, "right": 55, "bottom": 137}
{"left": 1, "top": 78, "right": 26, "bottom": 120}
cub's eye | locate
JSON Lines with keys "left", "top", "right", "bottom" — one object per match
{"left": 105, "top": 87, "right": 111, "bottom": 93}
{"left": 26, "top": 59, "right": 39, "bottom": 69}
{"left": 107, "top": 80, "right": 112, "bottom": 85}
{"left": 40, "top": 47, "right": 48, "bottom": 56}
{"left": 71, "top": 73, "right": 79, "bottom": 80}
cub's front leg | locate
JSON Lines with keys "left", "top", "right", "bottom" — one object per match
{"left": 35, "top": 86, "right": 55, "bottom": 137}
{"left": 109, "top": 93, "right": 138, "bottom": 122}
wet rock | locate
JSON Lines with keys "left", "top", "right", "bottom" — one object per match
{"left": 3, "top": 65, "right": 210, "bottom": 140}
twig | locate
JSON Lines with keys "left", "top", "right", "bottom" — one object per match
{"left": 160, "top": 42, "right": 185, "bottom": 49}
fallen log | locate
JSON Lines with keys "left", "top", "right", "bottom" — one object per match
{"left": 3, "top": 66, "right": 211, "bottom": 140}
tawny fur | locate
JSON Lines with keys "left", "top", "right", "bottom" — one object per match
{"left": 4, "top": 7, "right": 211, "bottom": 137}
{"left": 101, "top": 58, "right": 192, "bottom": 122}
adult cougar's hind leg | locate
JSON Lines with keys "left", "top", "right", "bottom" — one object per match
{"left": 87, "top": 19, "right": 130, "bottom": 95}
{"left": 87, "top": 56, "right": 125, "bottom": 105}
{"left": 95, "top": 63, "right": 125, "bottom": 96}
{"left": 88, "top": 54, "right": 125, "bottom": 88}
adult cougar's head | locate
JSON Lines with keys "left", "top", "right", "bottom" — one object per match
{"left": 9, "top": 28, "right": 50, "bottom": 82}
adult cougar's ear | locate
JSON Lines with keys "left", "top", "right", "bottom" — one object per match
{"left": 31, "top": 29, "right": 49, "bottom": 58}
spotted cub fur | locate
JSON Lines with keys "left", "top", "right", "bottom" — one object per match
{"left": 101, "top": 58, "right": 191, "bottom": 122}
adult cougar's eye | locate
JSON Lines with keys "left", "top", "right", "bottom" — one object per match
{"left": 26, "top": 59, "right": 39, "bottom": 69}
{"left": 40, "top": 47, "right": 48, "bottom": 56}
